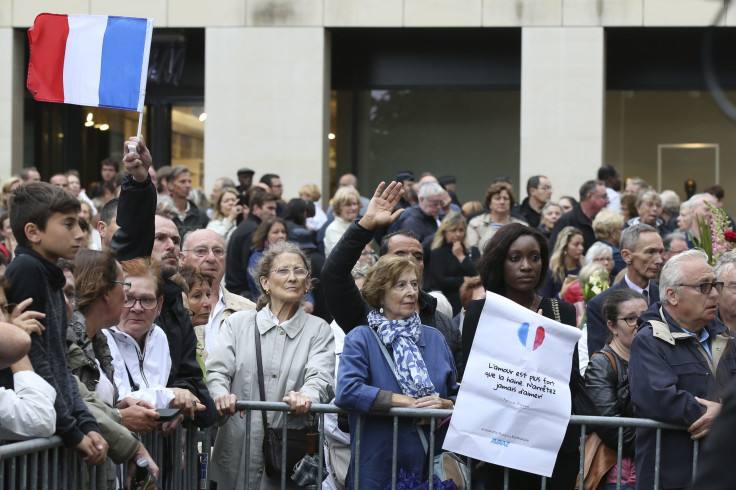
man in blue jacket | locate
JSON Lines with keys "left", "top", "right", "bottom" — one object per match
{"left": 629, "top": 249, "right": 736, "bottom": 490}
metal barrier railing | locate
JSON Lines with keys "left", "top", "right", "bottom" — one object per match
{"left": 234, "top": 401, "right": 699, "bottom": 490}
{"left": 0, "top": 422, "right": 211, "bottom": 490}
{"left": 0, "top": 402, "right": 698, "bottom": 490}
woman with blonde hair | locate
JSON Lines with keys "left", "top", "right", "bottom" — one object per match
{"left": 539, "top": 226, "right": 584, "bottom": 299}
{"left": 466, "top": 182, "right": 527, "bottom": 251}
{"left": 0, "top": 177, "right": 21, "bottom": 213}
{"left": 429, "top": 212, "right": 479, "bottom": 316}
{"left": 206, "top": 187, "right": 243, "bottom": 247}
{"left": 323, "top": 186, "right": 361, "bottom": 256}
{"left": 593, "top": 209, "right": 625, "bottom": 277}
{"left": 299, "top": 183, "right": 328, "bottom": 230}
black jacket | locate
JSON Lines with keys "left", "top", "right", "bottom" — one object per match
{"left": 5, "top": 246, "right": 100, "bottom": 446}
{"left": 511, "top": 197, "right": 541, "bottom": 229}
{"left": 390, "top": 205, "right": 438, "bottom": 242}
{"left": 548, "top": 204, "right": 597, "bottom": 254}
{"left": 584, "top": 345, "right": 635, "bottom": 454}
{"left": 155, "top": 279, "right": 216, "bottom": 428}
{"left": 321, "top": 221, "right": 464, "bottom": 379}
{"left": 429, "top": 243, "right": 479, "bottom": 316}
{"left": 172, "top": 200, "right": 210, "bottom": 237}
{"left": 225, "top": 214, "right": 261, "bottom": 297}
{"left": 111, "top": 174, "right": 157, "bottom": 261}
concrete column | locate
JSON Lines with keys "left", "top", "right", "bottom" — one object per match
{"left": 204, "top": 27, "right": 330, "bottom": 200}
{"left": 0, "top": 28, "right": 24, "bottom": 179}
{"left": 520, "top": 27, "right": 604, "bottom": 199}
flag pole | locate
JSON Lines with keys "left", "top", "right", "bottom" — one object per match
{"left": 136, "top": 111, "right": 143, "bottom": 140}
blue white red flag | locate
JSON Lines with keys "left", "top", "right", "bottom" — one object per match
{"left": 27, "top": 13, "right": 153, "bottom": 112}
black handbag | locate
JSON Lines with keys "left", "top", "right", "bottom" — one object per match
{"left": 254, "top": 317, "right": 310, "bottom": 479}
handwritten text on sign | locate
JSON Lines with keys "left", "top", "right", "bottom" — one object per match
{"left": 443, "top": 292, "right": 581, "bottom": 477}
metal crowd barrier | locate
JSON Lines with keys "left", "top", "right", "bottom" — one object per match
{"left": 0, "top": 402, "right": 698, "bottom": 490}
{"left": 234, "top": 401, "right": 699, "bottom": 490}
{"left": 0, "top": 422, "right": 212, "bottom": 490}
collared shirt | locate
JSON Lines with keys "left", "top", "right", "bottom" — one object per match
{"left": 680, "top": 325, "right": 712, "bottom": 359}
{"left": 172, "top": 200, "right": 191, "bottom": 223}
{"left": 624, "top": 274, "right": 651, "bottom": 303}
{"left": 204, "top": 287, "right": 226, "bottom": 353}
{"left": 661, "top": 307, "right": 713, "bottom": 359}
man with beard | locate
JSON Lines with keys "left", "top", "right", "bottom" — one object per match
{"left": 111, "top": 139, "right": 215, "bottom": 428}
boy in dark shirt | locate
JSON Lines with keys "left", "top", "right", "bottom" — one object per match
{"left": 5, "top": 182, "right": 108, "bottom": 463}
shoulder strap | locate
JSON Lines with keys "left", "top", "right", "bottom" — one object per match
{"left": 254, "top": 315, "right": 269, "bottom": 430}
{"left": 369, "top": 328, "right": 401, "bottom": 385}
{"left": 123, "top": 361, "right": 140, "bottom": 392}
{"left": 599, "top": 349, "right": 618, "bottom": 377}
{"left": 551, "top": 298, "right": 561, "bottom": 322}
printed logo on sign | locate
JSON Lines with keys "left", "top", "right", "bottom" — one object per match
{"left": 517, "top": 322, "right": 545, "bottom": 351}
{"left": 491, "top": 438, "right": 511, "bottom": 447}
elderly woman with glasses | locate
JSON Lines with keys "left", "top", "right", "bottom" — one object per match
{"left": 207, "top": 241, "right": 335, "bottom": 489}
{"left": 104, "top": 258, "right": 186, "bottom": 410}
{"left": 336, "top": 254, "right": 458, "bottom": 490}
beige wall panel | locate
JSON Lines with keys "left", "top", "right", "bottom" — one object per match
{"left": 563, "top": 0, "right": 643, "bottom": 26}
{"left": 169, "top": 0, "right": 245, "bottom": 26}
{"left": 404, "top": 0, "right": 482, "bottom": 27}
{"left": 644, "top": 0, "right": 723, "bottom": 26}
{"left": 483, "top": 0, "right": 562, "bottom": 26}
{"left": 520, "top": 27, "right": 604, "bottom": 200}
{"left": 204, "top": 27, "right": 328, "bottom": 200}
{"left": 0, "top": 29, "right": 23, "bottom": 179}
{"left": 14, "top": 0, "right": 89, "bottom": 27}
{"left": 324, "top": 0, "right": 402, "bottom": 27}
{"left": 247, "top": 0, "right": 323, "bottom": 26}
{"left": 0, "top": 1, "right": 10, "bottom": 27}
{"left": 91, "top": 0, "right": 168, "bottom": 25}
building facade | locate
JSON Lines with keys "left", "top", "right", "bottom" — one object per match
{"left": 1, "top": 0, "right": 735, "bottom": 208}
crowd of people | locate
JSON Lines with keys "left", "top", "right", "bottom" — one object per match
{"left": 1, "top": 141, "right": 735, "bottom": 490}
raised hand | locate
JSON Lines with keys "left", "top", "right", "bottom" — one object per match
{"left": 358, "top": 181, "right": 406, "bottom": 231}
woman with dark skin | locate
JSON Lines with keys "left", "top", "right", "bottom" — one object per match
{"left": 462, "top": 223, "right": 593, "bottom": 490}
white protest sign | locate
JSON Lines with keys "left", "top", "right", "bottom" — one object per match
{"left": 443, "top": 292, "right": 582, "bottom": 477}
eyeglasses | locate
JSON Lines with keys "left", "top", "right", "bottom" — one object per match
{"left": 617, "top": 316, "right": 639, "bottom": 327}
{"left": 123, "top": 295, "right": 159, "bottom": 310}
{"left": 537, "top": 185, "right": 552, "bottom": 191}
{"left": 360, "top": 251, "right": 375, "bottom": 257}
{"left": 271, "top": 267, "right": 309, "bottom": 278}
{"left": 113, "top": 280, "right": 131, "bottom": 291}
{"left": 184, "top": 247, "right": 226, "bottom": 258}
{"left": 677, "top": 282, "right": 724, "bottom": 294}
{"left": 593, "top": 257, "right": 612, "bottom": 262}
{"left": 426, "top": 199, "right": 444, "bottom": 207}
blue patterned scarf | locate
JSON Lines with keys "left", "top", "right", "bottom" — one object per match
{"left": 368, "top": 310, "right": 437, "bottom": 398}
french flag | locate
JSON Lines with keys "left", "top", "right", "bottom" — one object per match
{"left": 517, "top": 322, "right": 545, "bottom": 351}
{"left": 27, "top": 13, "right": 153, "bottom": 112}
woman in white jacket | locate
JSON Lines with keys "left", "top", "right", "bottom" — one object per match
{"left": 103, "top": 257, "right": 175, "bottom": 409}
{"left": 207, "top": 241, "right": 335, "bottom": 489}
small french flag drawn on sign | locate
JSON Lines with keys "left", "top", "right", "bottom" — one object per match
{"left": 517, "top": 322, "right": 545, "bottom": 351}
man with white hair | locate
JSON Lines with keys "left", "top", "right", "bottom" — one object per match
{"left": 687, "top": 193, "right": 719, "bottom": 243}
{"left": 630, "top": 249, "right": 736, "bottom": 490}
{"left": 181, "top": 229, "right": 254, "bottom": 355}
{"left": 660, "top": 189, "right": 681, "bottom": 233}
{"left": 392, "top": 181, "right": 448, "bottom": 242}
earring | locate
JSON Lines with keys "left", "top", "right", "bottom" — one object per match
{"left": 380, "top": 307, "right": 384, "bottom": 314}
{"left": 266, "top": 289, "right": 271, "bottom": 295}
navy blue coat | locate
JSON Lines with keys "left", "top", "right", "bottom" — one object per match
{"left": 585, "top": 279, "right": 658, "bottom": 356}
{"left": 630, "top": 303, "right": 736, "bottom": 490}
{"left": 336, "top": 325, "right": 457, "bottom": 490}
